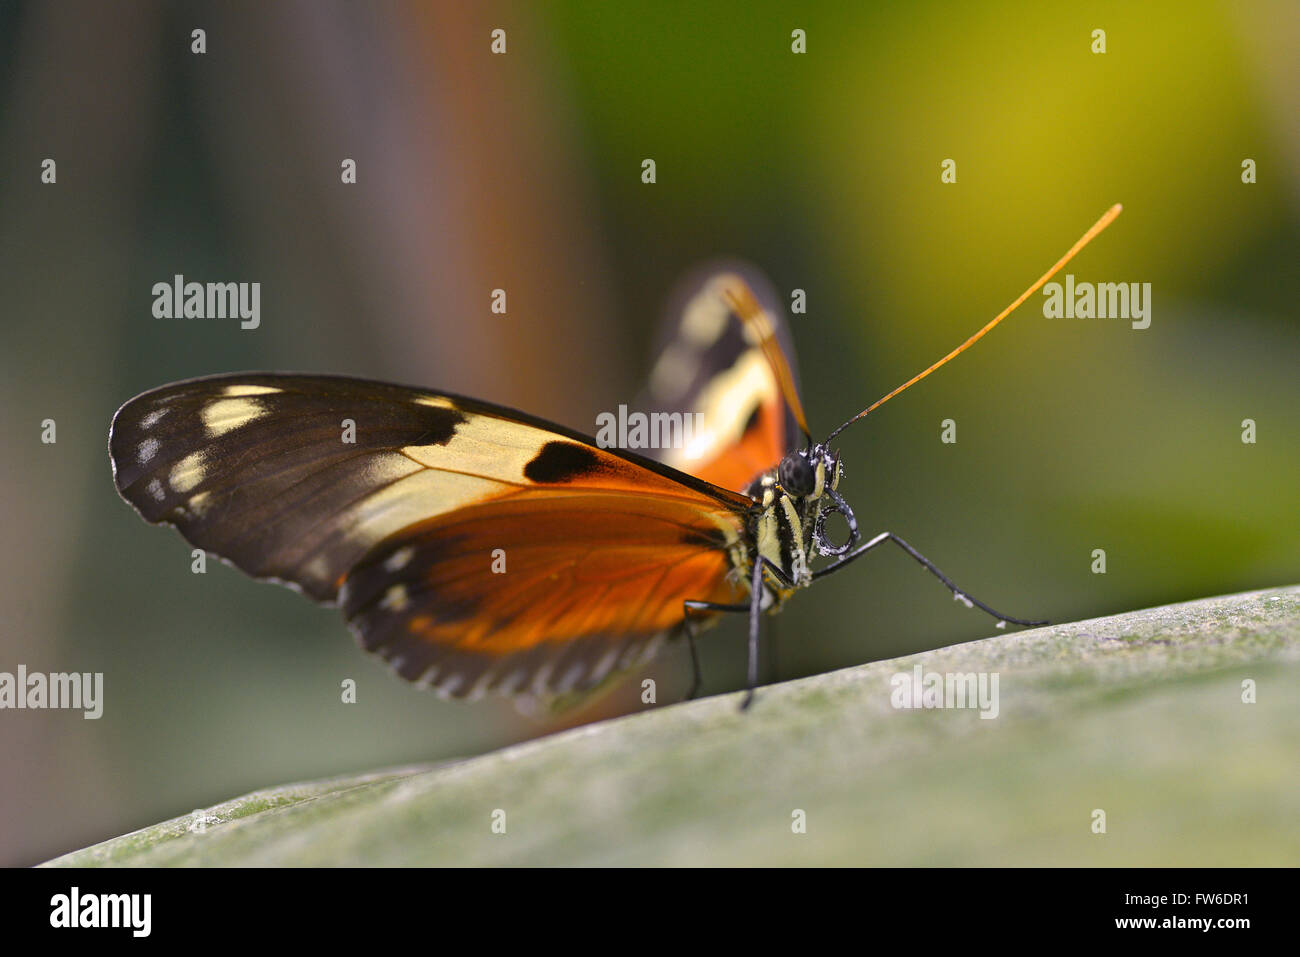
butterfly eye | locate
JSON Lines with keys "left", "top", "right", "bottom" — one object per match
{"left": 778, "top": 452, "right": 815, "bottom": 497}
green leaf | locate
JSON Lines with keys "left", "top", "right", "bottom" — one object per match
{"left": 44, "top": 585, "right": 1300, "bottom": 866}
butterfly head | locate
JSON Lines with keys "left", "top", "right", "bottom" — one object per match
{"left": 776, "top": 444, "right": 860, "bottom": 559}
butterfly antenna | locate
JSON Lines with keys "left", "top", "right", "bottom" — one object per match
{"left": 827, "top": 203, "right": 1123, "bottom": 442}
{"left": 722, "top": 279, "right": 814, "bottom": 444}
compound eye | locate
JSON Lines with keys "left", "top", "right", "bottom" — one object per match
{"left": 778, "top": 453, "right": 815, "bottom": 497}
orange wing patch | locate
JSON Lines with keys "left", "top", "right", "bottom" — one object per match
{"left": 341, "top": 489, "right": 746, "bottom": 697}
{"left": 676, "top": 397, "right": 787, "bottom": 494}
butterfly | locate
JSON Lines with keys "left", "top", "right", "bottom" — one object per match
{"left": 109, "top": 205, "right": 1121, "bottom": 712}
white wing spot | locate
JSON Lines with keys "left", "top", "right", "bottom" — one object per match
{"left": 147, "top": 478, "right": 165, "bottom": 502}
{"left": 169, "top": 451, "right": 207, "bottom": 493}
{"left": 384, "top": 546, "right": 415, "bottom": 572}
{"left": 591, "top": 647, "right": 620, "bottom": 682}
{"left": 496, "top": 666, "right": 530, "bottom": 694}
{"left": 466, "top": 671, "right": 493, "bottom": 701}
{"left": 140, "top": 408, "right": 168, "bottom": 429}
{"left": 381, "top": 584, "right": 410, "bottom": 612}
{"left": 221, "top": 384, "right": 281, "bottom": 397}
{"left": 556, "top": 662, "right": 586, "bottom": 693}
{"left": 649, "top": 341, "right": 698, "bottom": 400}
{"left": 682, "top": 284, "right": 733, "bottom": 345}
{"left": 201, "top": 397, "right": 269, "bottom": 438}
{"left": 437, "top": 672, "right": 465, "bottom": 696}
{"left": 617, "top": 639, "right": 646, "bottom": 669}
{"left": 302, "top": 555, "right": 331, "bottom": 584}
{"left": 138, "top": 437, "right": 160, "bottom": 464}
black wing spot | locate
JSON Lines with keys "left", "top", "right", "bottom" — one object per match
{"left": 412, "top": 406, "right": 466, "bottom": 446}
{"left": 742, "top": 402, "right": 762, "bottom": 435}
{"left": 524, "top": 441, "right": 601, "bottom": 483}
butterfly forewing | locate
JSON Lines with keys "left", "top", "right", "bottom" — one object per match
{"left": 112, "top": 375, "right": 475, "bottom": 600}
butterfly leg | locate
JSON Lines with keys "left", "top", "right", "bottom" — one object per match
{"left": 683, "top": 558, "right": 791, "bottom": 708}
{"left": 682, "top": 598, "right": 749, "bottom": 699}
{"left": 740, "top": 557, "right": 801, "bottom": 709}
{"left": 741, "top": 558, "right": 767, "bottom": 710}
{"left": 812, "top": 532, "right": 1048, "bottom": 627}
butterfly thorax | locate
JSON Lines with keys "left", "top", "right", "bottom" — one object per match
{"left": 739, "top": 446, "right": 855, "bottom": 609}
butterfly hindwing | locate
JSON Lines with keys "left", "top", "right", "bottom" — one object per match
{"left": 339, "top": 490, "right": 743, "bottom": 696}
{"left": 639, "top": 263, "right": 806, "bottom": 493}
{"left": 110, "top": 373, "right": 752, "bottom": 697}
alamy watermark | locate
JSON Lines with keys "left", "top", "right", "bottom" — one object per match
{"left": 152, "top": 274, "right": 260, "bottom": 329}
{"left": 890, "top": 664, "right": 999, "bottom": 719}
{"left": 1042, "top": 274, "right": 1150, "bottom": 329}
{"left": 0, "top": 665, "right": 102, "bottom": 719}
{"left": 50, "top": 887, "right": 150, "bottom": 937}
{"left": 595, "top": 404, "right": 706, "bottom": 451}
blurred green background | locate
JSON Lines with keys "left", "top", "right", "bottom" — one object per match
{"left": 1, "top": 0, "right": 1296, "bottom": 866}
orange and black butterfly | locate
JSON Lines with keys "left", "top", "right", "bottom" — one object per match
{"left": 109, "top": 206, "right": 1121, "bottom": 711}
